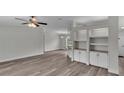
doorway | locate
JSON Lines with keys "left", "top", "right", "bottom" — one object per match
{"left": 59, "top": 34, "right": 68, "bottom": 50}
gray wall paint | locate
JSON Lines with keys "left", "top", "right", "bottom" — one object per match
{"left": 0, "top": 25, "right": 62, "bottom": 62}
{"left": 0, "top": 26, "right": 44, "bottom": 62}
{"left": 0, "top": 26, "right": 61, "bottom": 62}
{"left": 108, "top": 17, "right": 119, "bottom": 74}
{"left": 45, "top": 30, "right": 59, "bottom": 52}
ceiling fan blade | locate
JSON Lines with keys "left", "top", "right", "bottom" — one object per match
{"left": 15, "top": 17, "right": 28, "bottom": 22}
{"left": 22, "top": 23, "right": 28, "bottom": 24}
{"left": 38, "top": 22, "right": 47, "bottom": 25}
{"left": 35, "top": 23, "right": 40, "bottom": 27}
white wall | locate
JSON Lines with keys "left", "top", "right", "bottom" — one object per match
{"left": 108, "top": 17, "right": 119, "bottom": 74}
{"left": 0, "top": 26, "right": 44, "bottom": 62}
{"left": 119, "top": 31, "right": 124, "bottom": 56}
{"left": 45, "top": 30, "right": 59, "bottom": 51}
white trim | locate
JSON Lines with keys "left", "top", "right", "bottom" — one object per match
{"left": 0, "top": 52, "right": 44, "bottom": 63}
{"left": 108, "top": 69, "right": 119, "bottom": 75}
{"left": 45, "top": 49, "right": 61, "bottom": 52}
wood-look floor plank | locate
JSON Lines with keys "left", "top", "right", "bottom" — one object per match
{"left": 86, "top": 66, "right": 100, "bottom": 76}
{"left": 96, "top": 68, "right": 108, "bottom": 76}
{"left": 119, "top": 57, "right": 124, "bottom": 76}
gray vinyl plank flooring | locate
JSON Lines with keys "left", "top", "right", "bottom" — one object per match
{"left": 0, "top": 50, "right": 120, "bottom": 76}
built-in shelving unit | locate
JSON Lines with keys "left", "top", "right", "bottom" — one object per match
{"left": 71, "top": 28, "right": 89, "bottom": 64}
{"left": 67, "top": 36, "right": 73, "bottom": 59}
{"left": 89, "top": 28, "right": 109, "bottom": 68}
{"left": 67, "top": 23, "right": 109, "bottom": 69}
{"left": 67, "top": 17, "right": 119, "bottom": 74}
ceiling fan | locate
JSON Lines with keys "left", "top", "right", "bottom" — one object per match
{"left": 15, "top": 16, "right": 47, "bottom": 28}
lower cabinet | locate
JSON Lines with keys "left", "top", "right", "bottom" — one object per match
{"left": 74, "top": 49, "right": 88, "bottom": 64}
{"left": 74, "top": 50, "right": 80, "bottom": 62}
{"left": 97, "top": 52, "right": 108, "bottom": 68}
{"left": 90, "top": 51, "right": 108, "bottom": 69}
{"left": 72, "top": 50, "right": 108, "bottom": 69}
{"left": 79, "top": 50, "right": 88, "bottom": 64}
{"left": 90, "top": 52, "right": 98, "bottom": 66}
{"left": 68, "top": 50, "right": 72, "bottom": 58}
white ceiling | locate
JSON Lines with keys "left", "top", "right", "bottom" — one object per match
{"left": 0, "top": 16, "right": 108, "bottom": 31}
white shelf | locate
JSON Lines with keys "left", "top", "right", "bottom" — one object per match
{"left": 90, "top": 43, "right": 108, "bottom": 46}
{"left": 90, "top": 36, "right": 108, "bottom": 38}
{"left": 74, "top": 40, "right": 87, "bottom": 42}
{"left": 68, "top": 45, "right": 73, "bottom": 47}
{"left": 74, "top": 48, "right": 87, "bottom": 51}
{"left": 90, "top": 50, "right": 108, "bottom": 53}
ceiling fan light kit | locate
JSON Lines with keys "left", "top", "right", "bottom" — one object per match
{"left": 15, "top": 16, "right": 47, "bottom": 28}
{"left": 28, "top": 23, "right": 37, "bottom": 28}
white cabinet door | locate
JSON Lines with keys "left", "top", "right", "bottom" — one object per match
{"left": 74, "top": 50, "right": 80, "bottom": 62}
{"left": 98, "top": 53, "right": 108, "bottom": 68}
{"left": 80, "top": 50, "right": 88, "bottom": 64}
{"left": 74, "top": 31, "right": 78, "bottom": 41}
{"left": 90, "top": 51, "right": 108, "bottom": 69}
{"left": 78, "top": 30, "right": 87, "bottom": 41}
{"left": 90, "top": 52, "right": 98, "bottom": 66}
{"left": 91, "top": 28, "right": 108, "bottom": 37}
{"left": 74, "top": 30, "right": 87, "bottom": 41}
{"left": 119, "top": 33, "right": 124, "bottom": 56}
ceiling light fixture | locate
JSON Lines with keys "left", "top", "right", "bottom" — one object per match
{"left": 32, "top": 17, "right": 37, "bottom": 22}
{"left": 121, "top": 26, "right": 124, "bottom": 29}
{"left": 28, "top": 23, "right": 37, "bottom": 28}
{"left": 15, "top": 16, "right": 47, "bottom": 28}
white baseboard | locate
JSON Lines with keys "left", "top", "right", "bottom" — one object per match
{"left": 0, "top": 52, "right": 44, "bottom": 63}
{"left": 45, "top": 48, "right": 61, "bottom": 52}
{"left": 108, "top": 69, "right": 119, "bottom": 75}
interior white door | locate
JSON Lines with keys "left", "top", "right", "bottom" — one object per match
{"left": 59, "top": 35, "right": 66, "bottom": 50}
{"left": 98, "top": 52, "right": 108, "bottom": 68}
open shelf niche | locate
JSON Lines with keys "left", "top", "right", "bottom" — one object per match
{"left": 73, "top": 28, "right": 88, "bottom": 51}
{"left": 89, "top": 28, "right": 109, "bottom": 53}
